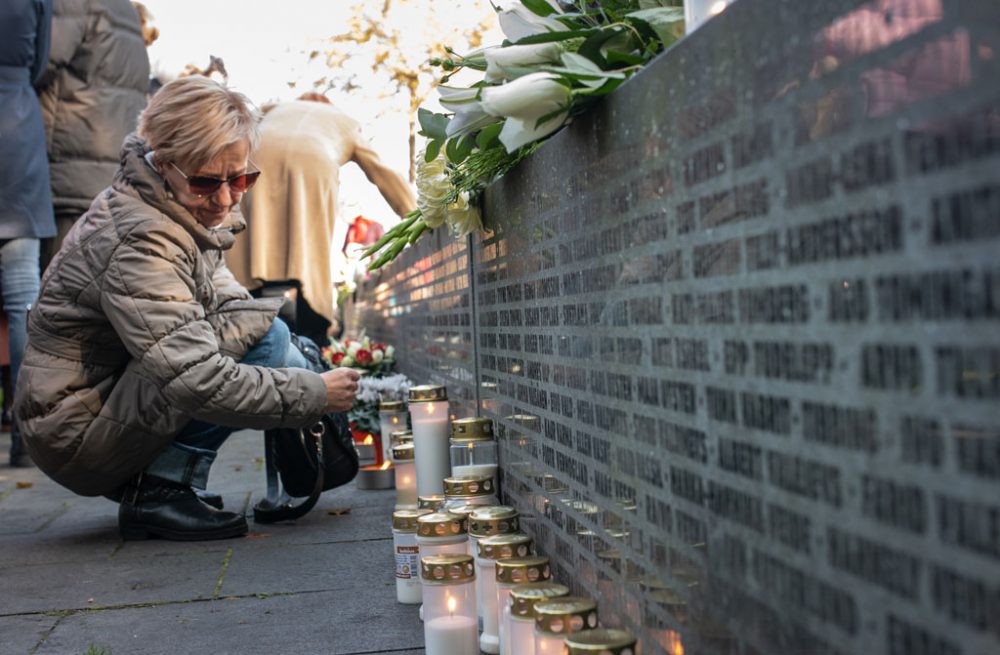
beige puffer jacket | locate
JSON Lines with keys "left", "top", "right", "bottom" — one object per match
{"left": 14, "top": 135, "right": 329, "bottom": 497}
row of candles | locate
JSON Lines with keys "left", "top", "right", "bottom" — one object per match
{"left": 383, "top": 385, "right": 641, "bottom": 655}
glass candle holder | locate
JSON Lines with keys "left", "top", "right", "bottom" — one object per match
{"left": 379, "top": 400, "right": 408, "bottom": 463}
{"left": 443, "top": 474, "right": 498, "bottom": 512}
{"left": 409, "top": 385, "right": 451, "bottom": 497}
{"left": 450, "top": 417, "right": 498, "bottom": 487}
{"left": 469, "top": 506, "right": 520, "bottom": 564}
{"left": 684, "top": 0, "right": 733, "bottom": 34}
{"left": 476, "top": 535, "right": 535, "bottom": 654}
{"left": 421, "top": 554, "right": 478, "bottom": 655}
{"left": 564, "top": 629, "right": 638, "bottom": 655}
{"left": 418, "top": 494, "right": 446, "bottom": 511}
{"left": 506, "top": 582, "right": 569, "bottom": 655}
{"left": 393, "top": 509, "right": 430, "bottom": 604}
{"left": 392, "top": 443, "right": 417, "bottom": 510}
{"left": 416, "top": 511, "right": 469, "bottom": 622}
{"left": 495, "top": 556, "right": 551, "bottom": 655}
{"left": 533, "top": 597, "right": 599, "bottom": 655}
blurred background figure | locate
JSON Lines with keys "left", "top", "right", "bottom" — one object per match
{"left": 131, "top": 1, "right": 165, "bottom": 95}
{"left": 34, "top": 0, "right": 150, "bottom": 265}
{"left": 228, "top": 93, "right": 416, "bottom": 345}
{"left": 0, "top": 0, "right": 57, "bottom": 466}
{"left": 180, "top": 55, "right": 229, "bottom": 85}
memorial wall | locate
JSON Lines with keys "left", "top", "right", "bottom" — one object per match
{"left": 354, "top": 0, "right": 1000, "bottom": 652}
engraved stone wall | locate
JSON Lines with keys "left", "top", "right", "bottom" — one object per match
{"left": 353, "top": 1, "right": 1000, "bottom": 652}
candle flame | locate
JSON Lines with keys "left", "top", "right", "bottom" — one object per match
{"left": 447, "top": 596, "right": 457, "bottom": 616}
{"left": 709, "top": 0, "right": 728, "bottom": 15}
{"left": 380, "top": 460, "right": 392, "bottom": 470}
{"left": 391, "top": 416, "right": 399, "bottom": 424}
{"left": 668, "top": 630, "right": 684, "bottom": 655}
{"left": 362, "top": 434, "right": 374, "bottom": 445}
{"left": 425, "top": 404, "right": 435, "bottom": 415}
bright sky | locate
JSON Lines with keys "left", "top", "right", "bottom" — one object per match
{"left": 140, "top": 0, "right": 498, "bottom": 253}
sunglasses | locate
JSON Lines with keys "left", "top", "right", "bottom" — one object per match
{"left": 169, "top": 161, "right": 261, "bottom": 197}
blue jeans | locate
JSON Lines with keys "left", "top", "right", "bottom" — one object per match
{"left": 145, "top": 318, "right": 309, "bottom": 488}
{"left": 0, "top": 238, "right": 41, "bottom": 405}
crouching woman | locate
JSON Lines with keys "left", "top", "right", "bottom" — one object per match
{"left": 14, "top": 76, "right": 359, "bottom": 541}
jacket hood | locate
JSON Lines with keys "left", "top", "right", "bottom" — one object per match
{"left": 113, "top": 134, "right": 246, "bottom": 251}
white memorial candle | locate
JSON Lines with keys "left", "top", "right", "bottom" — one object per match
{"left": 425, "top": 613, "right": 478, "bottom": 654}
{"left": 409, "top": 386, "right": 451, "bottom": 497}
{"left": 421, "top": 556, "right": 478, "bottom": 655}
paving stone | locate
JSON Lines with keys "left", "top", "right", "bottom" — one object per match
{"left": 34, "top": 589, "right": 425, "bottom": 655}
{"left": 0, "top": 613, "right": 59, "bottom": 654}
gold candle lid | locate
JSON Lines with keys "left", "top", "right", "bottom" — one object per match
{"left": 420, "top": 553, "right": 475, "bottom": 584}
{"left": 495, "top": 555, "right": 550, "bottom": 584}
{"left": 416, "top": 511, "right": 467, "bottom": 537}
{"left": 477, "top": 533, "right": 533, "bottom": 560}
{"left": 451, "top": 417, "right": 494, "bottom": 442}
{"left": 379, "top": 400, "right": 406, "bottom": 411}
{"left": 408, "top": 385, "right": 447, "bottom": 402}
{"left": 469, "top": 506, "right": 519, "bottom": 537}
{"left": 447, "top": 503, "right": 480, "bottom": 519}
{"left": 533, "top": 596, "right": 598, "bottom": 635}
{"left": 564, "top": 629, "right": 637, "bottom": 653}
{"left": 509, "top": 582, "right": 570, "bottom": 619}
{"left": 391, "top": 443, "right": 415, "bottom": 461}
{"left": 392, "top": 508, "right": 430, "bottom": 531}
{"left": 444, "top": 474, "right": 495, "bottom": 498}
{"left": 390, "top": 429, "right": 413, "bottom": 443}
{"left": 417, "top": 494, "right": 446, "bottom": 510}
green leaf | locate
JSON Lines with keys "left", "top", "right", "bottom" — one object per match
{"left": 476, "top": 122, "right": 503, "bottom": 150}
{"left": 424, "top": 139, "right": 442, "bottom": 162}
{"left": 604, "top": 49, "right": 646, "bottom": 66}
{"left": 513, "top": 29, "right": 599, "bottom": 45}
{"left": 576, "top": 27, "right": 621, "bottom": 66}
{"left": 417, "top": 108, "right": 450, "bottom": 140}
{"left": 520, "top": 0, "right": 556, "bottom": 17}
{"left": 445, "top": 134, "right": 475, "bottom": 165}
{"left": 626, "top": 7, "right": 685, "bottom": 47}
{"left": 573, "top": 76, "right": 626, "bottom": 97}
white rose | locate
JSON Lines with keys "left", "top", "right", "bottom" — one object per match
{"left": 347, "top": 343, "right": 361, "bottom": 357}
{"left": 484, "top": 42, "right": 564, "bottom": 82}
{"left": 341, "top": 356, "right": 354, "bottom": 368}
{"left": 385, "top": 345, "right": 395, "bottom": 360}
{"left": 371, "top": 349, "right": 385, "bottom": 364}
{"left": 446, "top": 192, "right": 483, "bottom": 238}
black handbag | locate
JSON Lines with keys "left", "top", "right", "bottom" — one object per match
{"left": 253, "top": 335, "right": 359, "bottom": 523}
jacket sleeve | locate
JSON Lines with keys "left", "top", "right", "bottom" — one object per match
{"left": 98, "top": 224, "right": 328, "bottom": 428}
{"left": 35, "top": 3, "right": 86, "bottom": 90}
{"left": 349, "top": 127, "right": 417, "bottom": 218}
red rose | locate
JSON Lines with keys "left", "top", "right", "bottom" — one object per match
{"left": 372, "top": 342, "right": 386, "bottom": 352}
{"left": 330, "top": 352, "right": 345, "bottom": 365}
{"left": 354, "top": 349, "right": 373, "bottom": 365}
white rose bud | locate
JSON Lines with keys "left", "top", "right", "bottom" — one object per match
{"left": 347, "top": 343, "right": 360, "bottom": 357}
{"left": 371, "top": 349, "right": 384, "bottom": 364}
{"left": 384, "top": 345, "right": 395, "bottom": 360}
{"left": 341, "top": 356, "right": 354, "bottom": 368}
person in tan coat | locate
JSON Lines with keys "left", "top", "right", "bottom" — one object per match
{"left": 227, "top": 94, "right": 415, "bottom": 339}
{"left": 15, "top": 77, "right": 360, "bottom": 541}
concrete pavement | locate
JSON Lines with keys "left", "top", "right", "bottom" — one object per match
{"left": 0, "top": 429, "right": 425, "bottom": 655}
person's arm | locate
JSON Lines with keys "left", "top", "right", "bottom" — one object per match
{"left": 31, "top": 0, "right": 53, "bottom": 85}
{"left": 350, "top": 128, "right": 417, "bottom": 218}
{"left": 99, "top": 225, "right": 328, "bottom": 429}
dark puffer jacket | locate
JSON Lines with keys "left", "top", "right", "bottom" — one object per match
{"left": 15, "top": 135, "right": 329, "bottom": 497}
{"left": 35, "top": 0, "right": 150, "bottom": 220}
{"left": 0, "top": 0, "right": 56, "bottom": 240}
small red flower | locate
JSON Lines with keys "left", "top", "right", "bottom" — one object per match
{"left": 354, "top": 349, "right": 373, "bottom": 365}
{"left": 372, "top": 342, "right": 386, "bottom": 352}
{"left": 330, "top": 352, "right": 345, "bottom": 365}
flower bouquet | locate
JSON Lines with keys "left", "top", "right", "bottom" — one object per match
{"left": 364, "top": 0, "right": 684, "bottom": 269}
{"left": 322, "top": 336, "right": 396, "bottom": 375}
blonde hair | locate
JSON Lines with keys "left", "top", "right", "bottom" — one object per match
{"left": 137, "top": 76, "right": 260, "bottom": 170}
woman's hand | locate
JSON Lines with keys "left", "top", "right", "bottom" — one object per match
{"left": 321, "top": 368, "right": 361, "bottom": 412}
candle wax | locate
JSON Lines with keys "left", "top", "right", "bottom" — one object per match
{"left": 411, "top": 401, "right": 451, "bottom": 496}
{"left": 424, "top": 614, "right": 478, "bottom": 655}
{"left": 508, "top": 617, "right": 536, "bottom": 655}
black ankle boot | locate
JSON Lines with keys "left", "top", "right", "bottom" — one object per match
{"left": 118, "top": 474, "right": 247, "bottom": 541}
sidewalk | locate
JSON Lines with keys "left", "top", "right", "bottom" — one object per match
{"left": 0, "top": 430, "right": 425, "bottom": 655}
